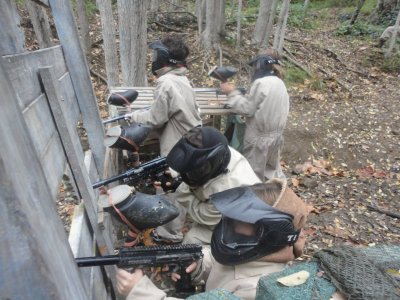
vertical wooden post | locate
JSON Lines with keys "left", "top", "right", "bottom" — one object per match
{"left": 0, "top": 59, "right": 87, "bottom": 299}
{"left": 48, "top": 0, "right": 105, "bottom": 174}
{"left": 39, "top": 66, "right": 117, "bottom": 289}
{"left": 0, "top": 0, "right": 25, "bottom": 55}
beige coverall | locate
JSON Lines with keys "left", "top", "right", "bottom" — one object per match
{"left": 128, "top": 68, "right": 202, "bottom": 156}
{"left": 125, "top": 178, "right": 309, "bottom": 300}
{"left": 226, "top": 76, "right": 289, "bottom": 181}
{"left": 155, "top": 147, "right": 261, "bottom": 244}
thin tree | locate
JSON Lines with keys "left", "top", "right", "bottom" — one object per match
{"left": 25, "top": 0, "right": 53, "bottom": 48}
{"left": 273, "top": 0, "right": 291, "bottom": 54}
{"left": 201, "top": 0, "right": 222, "bottom": 51}
{"left": 261, "top": 0, "right": 279, "bottom": 50}
{"left": 386, "top": 9, "right": 400, "bottom": 58}
{"left": 350, "top": 0, "right": 366, "bottom": 25}
{"left": 236, "top": 0, "right": 242, "bottom": 49}
{"left": 253, "top": 0, "right": 273, "bottom": 46}
{"left": 96, "top": 0, "right": 119, "bottom": 87}
{"left": 117, "top": 0, "right": 148, "bottom": 86}
{"left": 196, "top": 0, "right": 206, "bottom": 35}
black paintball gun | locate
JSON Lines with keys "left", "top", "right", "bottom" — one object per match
{"left": 76, "top": 244, "right": 204, "bottom": 297}
{"left": 102, "top": 89, "right": 139, "bottom": 125}
{"left": 92, "top": 156, "right": 181, "bottom": 191}
{"left": 207, "top": 66, "right": 246, "bottom": 95}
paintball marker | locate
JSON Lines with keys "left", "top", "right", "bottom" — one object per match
{"left": 76, "top": 244, "right": 204, "bottom": 297}
{"left": 208, "top": 66, "right": 238, "bottom": 83}
{"left": 207, "top": 66, "right": 246, "bottom": 95}
{"left": 107, "top": 89, "right": 138, "bottom": 107}
{"left": 92, "top": 156, "right": 181, "bottom": 190}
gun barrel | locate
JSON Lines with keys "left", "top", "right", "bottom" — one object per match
{"left": 76, "top": 255, "right": 120, "bottom": 267}
{"left": 102, "top": 115, "right": 126, "bottom": 125}
{"left": 92, "top": 156, "right": 167, "bottom": 189}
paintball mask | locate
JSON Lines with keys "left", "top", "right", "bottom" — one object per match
{"left": 248, "top": 55, "right": 280, "bottom": 82}
{"left": 210, "top": 184, "right": 300, "bottom": 266}
{"left": 149, "top": 40, "right": 186, "bottom": 75}
{"left": 104, "top": 123, "right": 152, "bottom": 152}
{"left": 166, "top": 126, "right": 231, "bottom": 187}
{"left": 98, "top": 185, "right": 179, "bottom": 230}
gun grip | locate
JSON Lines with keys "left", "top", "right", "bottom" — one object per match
{"left": 175, "top": 266, "right": 195, "bottom": 294}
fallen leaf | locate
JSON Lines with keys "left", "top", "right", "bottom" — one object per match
{"left": 277, "top": 271, "right": 310, "bottom": 286}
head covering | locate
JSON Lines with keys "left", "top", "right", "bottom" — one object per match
{"left": 149, "top": 40, "right": 187, "bottom": 75}
{"left": 248, "top": 54, "right": 280, "bottom": 82}
{"left": 166, "top": 126, "right": 231, "bottom": 187}
{"left": 210, "top": 183, "right": 300, "bottom": 265}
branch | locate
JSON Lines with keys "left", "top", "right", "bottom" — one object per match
{"left": 90, "top": 69, "right": 108, "bottom": 85}
{"left": 367, "top": 205, "right": 400, "bottom": 219}
{"left": 152, "top": 21, "right": 183, "bottom": 32}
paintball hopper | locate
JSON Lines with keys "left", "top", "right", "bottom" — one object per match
{"left": 108, "top": 90, "right": 139, "bottom": 107}
{"left": 104, "top": 123, "right": 152, "bottom": 152}
{"left": 208, "top": 66, "right": 238, "bottom": 82}
{"left": 98, "top": 185, "right": 179, "bottom": 229}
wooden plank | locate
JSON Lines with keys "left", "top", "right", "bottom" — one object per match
{"left": 59, "top": 72, "right": 81, "bottom": 125}
{"left": 49, "top": 0, "right": 106, "bottom": 174}
{"left": 39, "top": 66, "right": 114, "bottom": 253}
{"left": 109, "top": 87, "right": 233, "bottom": 116}
{"left": 0, "top": 57, "right": 87, "bottom": 299}
{"left": 0, "top": 0, "right": 25, "bottom": 55}
{"left": 2, "top": 46, "right": 67, "bottom": 109}
{"left": 69, "top": 204, "right": 108, "bottom": 300}
{"left": 39, "top": 66, "right": 117, "bottom": 293}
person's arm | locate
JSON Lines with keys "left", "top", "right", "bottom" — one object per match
{"left": 127, "top": 82, "right": 171, "bottom": 128}
{"left": 221, "top": 81, "right": 264, "bottom": 117}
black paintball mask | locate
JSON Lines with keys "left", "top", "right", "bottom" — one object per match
{"left": 248, "top": 55, "right": 280, "bottom": 82}
{"left": 210, "top": 184, "right": 300, "bottom": 266}
{"left": 166, "top": 127, "right": 231, "bottom": 187}
{"left": 149, "top": 40, "right": 187, "bottom": 76}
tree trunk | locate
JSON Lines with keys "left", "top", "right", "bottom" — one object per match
{"left": 117, "top": 0, "right": 148, "bottom": 86}
{"left": 304, "top": 0, "right": 310, "bottom": 10}
{"left": 252, "top": 0, "right": 273, "bottom": 46}
{"left": 236, "top": 0, "right": 242, "bottom": 49}
{"left": 96, "top": 0, "right": 119, "bottom": 87}
{"left": 196, "top": 0, "right": 206, "bottom": 34}
{"left": 350, "top": 0, "right": 366, "bottom": 25}
{"left": 218, "top": 0, "right": 226, "bottom": 37}
{"left": 201, "top": 0, "right": 221, "bottom": 51}
{"left": 262, "top": 0, "right": 279, "bottom": 50}
{"left": 150, "top": 0, "right": 159, "bottom": 12}
{"left": 372, "top": 0, "right": 398, "bottom": 22}
{"left": 75, "top": 0, "right": 90, "bottom": 55}
{"left": 0, "top": 0, "right": 25, "bottom": 55}
{"left": 385, "top": 8, "right": 400, "bottom": 57}
{"left": 273, "top": 0, "right": 291, "bottom": 54}
{"left": 26, "top": 0, "right": 53, "bottom": 48}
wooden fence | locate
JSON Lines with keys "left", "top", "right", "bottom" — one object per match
{"left": 0, "top": 1, "right": 119, "bottom": 299}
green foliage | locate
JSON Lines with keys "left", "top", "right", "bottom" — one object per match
{"left": 288, "top": 3, "right": 322, "bottom": 30}
{"left": 381, "top": 52, "right": 400, "bottom": 74}
{"left": 308, "top": 0, "right": 355, "bottom": 10}
{"left": 85, "top": 0, "right": 98, "bottom": 17}
{"left": 284, "top": 63, "right": 310, "bottom": 87}
{"left": 335, "top": 21, "right": 384, "bottom": 38}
